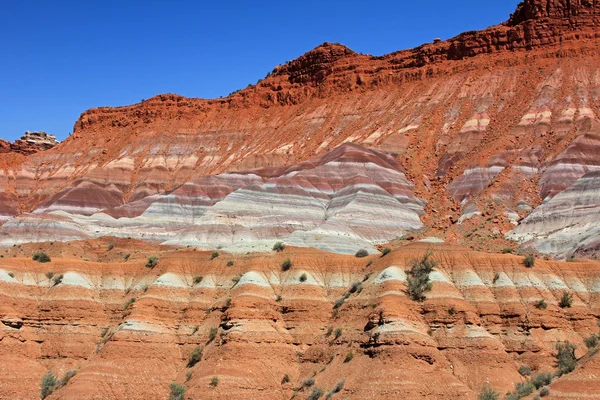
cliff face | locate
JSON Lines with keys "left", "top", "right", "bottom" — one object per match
{"left": 0, "top": 131, "right": 59, "bottom": 155}
{"left": 0, "top": 243, "right": 599, "bottom": 399}
{"left": 4, "top": 1, "right": 600, "bottom": 257}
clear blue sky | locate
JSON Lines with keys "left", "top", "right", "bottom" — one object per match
{"left": 0, "top": 1, "right": 518, "bottom": 141}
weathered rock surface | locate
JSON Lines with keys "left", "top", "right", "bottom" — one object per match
{"left": 0, "top": 243, "right": 598, "bottom": 399}
{"left": 0, "top": 131, "right": 59, "bottom": 155}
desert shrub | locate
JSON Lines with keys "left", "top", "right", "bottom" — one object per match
{"left": 531, "top": 372, "right": 552, "bottom": 389}
{"left": 281, "top": 258, "right": 293, "bottom": 271}
{"left": 34, "top": 252, "right": 51, "bottom": 263}
{"left": 187, "top": 346, "right": 203, "bottom": 368}
{"left": 343, "top": 350, "right": 354, "bottom": 363}
{"left": 122, "top": 297, "right": 136, "bottom": 310}
{"left": 302, "top": 377, "right": 315, "bottom": 388}
{"left": 307, "top": 387, "right": 324, "bottom": 400}
{"left": 518, "top": 365, "right": 532, "bottom": 376}
{"left": 210, "top": 376, "right": 219, "bottom": 387}
{"left": 493, "top": 272, "right": 500, "bottom": 284}
{"left": 584, "top": 333, "right": 599, "bottom": 349}
{"left": 501, "top": 248, "right": 513, "bottom": 254}
{"left": 210, "top": 251, "right": 219, "bottom": 260}
{"left": 193, "top": 275, "right": 203, "bottom": 285}
{"left": 355, "top": 249, "right": 369, "bottom": 258}
{"left": 8, "top": 272, "right": 14, "bottom": 278}
{"left": 556, "top": 341, "right": 577, "bottom": 375}
{"left": 558, "top": 291, "right": 573, "bottom": 308}
{"left": 146, "top": 255, "right": 159, "bottom": 269}
{"left": 349, "top": 282, "right": 362, "bottom": 294}
{"left": 325, "top": 379, "right": 345, "bottom": 399}
{"left": 406, "top": 251, "right": 437, "bottom": 302}
{"left": 107, "top": 243, "right": 115, "bottom": 251}
{"left": 226, "top": 260, "right": 234, "bottom": 267}
{"left": 477, "top": 385, "right": 500, "bottom": 400}
{"left": 59, "top": 370, "right": 76, "bottom": 386}
{"left": 381, "top": 247, "right": 391, "bottom": 257}
{"left": 514, "top": 381, "right": 535, "bottom": 397}
{"left": 566, "top": 256, "right": 576, "bottom": 262}
{"left": 40, "top": 371, "right": 58, "bottom": 400}
{"left": 281, "top": 374, "right": 290, "bottom": 384}
{"left": 208, "top": 327, "right": 217, "bottom": 342}
{"left": 333, "top": 328, "right": 343, "bottom": 340}
{"left": 540, "top": 387, "right": 550, "bottom": 397}
{"left": 535, "top": 299, "right": 548, "bottom": 310}
{"left": 273, "top": 241, "right": 286, "bottom": 252}
{"left": 169, "top": 382, "right": 186, "bottom": 400}
{"left": 124, "top": 253, "right": 130, "bottom": 261}
{"left": 231, "top": 274, "right": 241, "bottom": 286}
{"left": 299, "top": 273, "right": 308, "bottom": 282}
{"left": 52, "top": 274, "right": 64, "bottom": 286}
{"left": 325, "top": 326, "right": 332, "bottom": 337}
{"left": 524, "top": 255, "right": 536, "bottom": 268}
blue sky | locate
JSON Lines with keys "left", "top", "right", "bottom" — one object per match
{"left": 0, "top": 1, "right": 518, "bottom": 141}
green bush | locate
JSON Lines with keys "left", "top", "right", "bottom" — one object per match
{"left": 122, "top": 297, "right": 136, "bottom": 310}
{"left": 187, "top": 346, "right": 203, "bottom": 368}
{"left": 478, "top": 385, "right": 500, "bottom": 400}
{"left": 210, "top": 376, "right": 219, "bottom": 387}
{"left": 193, "top": 275, "right": 203, "bottom": 285}
{"left": 307, "top": 387, "right": 324, "bottom": 400}
{"left": 381, "top": 247, "right": 391, "bottom": 257}
{"left": 501, "top": 248, "right": 513, "bottom": 254}
{"left": 535, "top": 299, "right": 548, "bottom": 310}
{"left": 406, "top": 251, "right": 437, "bottom": 302}
{"left": 210, "top": 251, "right": 219, "bottom": 260}
{"left": 59, "top": 370, "right": 76, "bottom": 387}
{"left": 124, "top": 253, "right": 131, "bottom": 261}
{"left": 40, "top": 371, "right": 58, "bottom": 400}
{"left": 33, "top": 252, "right": 51, "bottom": 263}
{"left": 302, "top": 377, "right": 315, "bottom": 388}
{"left": 333, "top": 328, "right": 343, "bottom": 340}
{"left": 518, "top": 365, "right": 531, "bottom": 376}
{"left": 299, "top": 273, "right": 308, "bottom": 282}
{"left": 325, "top": 379, "right": 345, "bottom": 399}
{"left": 540, "top": 387, "right": 550, "bottom": 397}
{"left": 355, "top": 249, "right": 369, "bottom": 258}
{"left": 492, "top": 272, "right": 500, "bottom": 284}
{"left": 107, "top": 243, "right": 115, "bottom": 251}
{"left": 556, "top": 341, "right": 577, "bottom": 375}
{"left": 226, "top": 260, "right": 234, "bottom": 267}
{"left": 208, "top": 327, "right": 217, "bottom": 343}
{"left": 559, "top": 291, "right": 573, "bottom": 308}
{"left": 349, "top": 282, "right": 362, "bottom": 294}
{"left": 531, "top": 372, "right": 552, "bottom": 389}
{"left": 52, "top": 274, "right": 64, "bottom": 286}
{"left": 273, "top": 241, "right": 286, "bottom": 252}
{"left": 169, "top": 382, "right": 186, "bottom": 400}
{"left": 343, "top": 350, "right": 353, "bottom": 363}
{"left": 281, "top": 374, "right": 290, "bottom": 384}
{"left": 514, "top": 381, "right": 535, "bottom": 397}
{"left": 584, "top": 334, "right": 599, "bottom": 349}
{"left": 146, "top": 255, "right": 159, "bottom": 269}
{"left": 281, "top": 258, "right": 293, "bottom": 271}
{"left": 524, "top": 255, "right": 536, "bottom": 268}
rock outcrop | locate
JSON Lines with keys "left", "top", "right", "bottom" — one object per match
{"left": 0, "top": 131, "right": 59, "bottom": 155}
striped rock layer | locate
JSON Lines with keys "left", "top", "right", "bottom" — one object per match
{"left": 1, "top": 2, "right": 600, "bottom": 256}
{"left": 0, "top": 244, "right": 599, "bottom": 399}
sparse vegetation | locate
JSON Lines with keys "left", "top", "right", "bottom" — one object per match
{"left": 518, "top": 365, "right": 532, "bottom": 377}
{"left": 45, "top": 271, "right": 55, "bottom": 279}
{"left": 52, "top": 273, "right": 64, "bottom": 286}
{"left": 325, "top": 326, "right": 332, "bottom": 337}
{"left": 193, "top": 275, "right": 203, "bottom": 285}
{"left": 325, "top": 380, "right": 344, "bottom": 399}
{"left": 343, "top": 350, "right": 354, "bottom": 363}
{"left": 405, "top": 251, "right": 437, "bottom": 302}
{"left": 208, "top": 327, "right": 217, "bottom": 343}
{"left": 210, "top": 251, "right": 219, "bottom": 260}
{"left": 523, "top": 255, "right": 536, "bottom": 268}
{"left": 355, "top": 249, "right": 369, "bottom": 258}
{"left": 210, "top": 376, "right": 219, "bottom": 387}
{"left": 493, "top": 272, "right": 500, "bottom": 284}
{"left": 302, "top": 377, "right": 315, "bottom": 388}
{"left": 281, "top": 258, "right": 293, "bottom": 271}
{"left": 40, "top": 371, "right": 58, "bottom": 400}
{"left": 478, "top": 385, "right": 500, "bottom": 400}
{"left": 124, "top": 253, "right": 130, "bottom": 261}
{"left": 273, "top": 241, "right": 286, "bottom": 252}
{"left": 307, "top": 387, "right": 324, "bottom": 400}
{"left": 122, "top": 297, "right": 136, "bottom": 310}
{"left": 34, "top": 252, "right": 51, "bottom": 263}
{"left": 381, "top": 247, "right": 391, "bottom": 257}
{"left": 59, "top": 370, "right": 76, "bottom": 387}
{"left": 107, "top": 243, "right": 115, "bottom": 251}
{"left": 584, "top": 333, "right": 599, "bottom": 349}
{"left": 231, "top": 274, "right": 242, "bottom": 286}
{"left": 7, "top": 272, "right": 14, "bottom": 278}
{"left": 333, "top": 328, "right": 342, "bottom": 340}
{"left": 226, "top": 260, "right": 234, "bottom": 267}
{"left": 535, "top": 299, "right": 548, "bottom": 310}
{"left": 169, "top": 382, "right": 186, "bottom": 400}
{"left": 558, "top": 291, "right": 573, "bottom": 308}
{"left": 531, "top": 372, "right": 552, "bottom": 389}
{"left": 540, "top": 387, "right": 550, "bottom": 397}
{"left": 556, "top": 341, "right": 577, "bottom": 375}
{"left": 187, "top": 346, "right": 203, "bottom": 368}
{"left": 349, "top": 282, "right": 362, "bottom": 294}
{"left": 146, "top": 255, "right": 159, "bottom": 269}
{"left": 514, "top": 381, "right": 535, "bottom": 398}
{"left": 299, "top": 273, "right": 308, "bottom": 282}
{"left": 501, "top": 248, "right": 514, "bottom": 254}
{"left": 281, "top": 374, "right": 290, "bottom": 384}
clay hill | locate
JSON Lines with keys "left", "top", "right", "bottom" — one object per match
{"left": 1, "top": 0, "right": 600, "bottom": 399}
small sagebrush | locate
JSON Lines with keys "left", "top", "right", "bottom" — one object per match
{"left": 558, "top": 291, "right": 573, "bottom": 308}
{"left": 406, "top": 251, "right": 437, "bottom": 302}
{"left": 556, "top": 341, "right": 577, "bottom": 375}
{"left": 210, "top": 251, "right": 219, "bottom": 260}
{"left": 281, "top": 258, "right": 293, "bottom": 271}
{"left": 40, "top": 371, "right": 58, "bottom": 400}
{"left": 355, "top": 249, "right": 369, "bottom": 258}
{"left": 478, "top": 385, "right": 500, "bottom": 400}
{"left": 381, "top": 247, "right": 391, "bottom": 257}
{"left": 523, "top": 255, "right": 536, "bottom": 268}
{"left": 33, "top": 252, "right": 51, "bottom": 263}
{"left": 146, "top": 255, "right": 159, "bottom": 269}
{"left": 187, "top": 346, "right": 203, "bottom": 368}
{"left": 273, "top": 241, "right": 286, "bottom": 252}
{"left": 169, "top": 382, "right": 186, "bottom": 400}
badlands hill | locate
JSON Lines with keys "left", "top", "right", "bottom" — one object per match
{"left": 1, "top": 0, "right": 600, "bottom": 399}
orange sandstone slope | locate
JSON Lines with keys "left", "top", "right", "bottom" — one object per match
{"left": 2, "top": 1, "right": 600, "bottom": 256}
{"left": 0, "top": 242, "right": 599, "bottom": 400}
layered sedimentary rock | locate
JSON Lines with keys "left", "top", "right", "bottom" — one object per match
{"left": 0, "top": 144, "right": 425, "bottom": 254}
{"left": 0, "top": 244, "right": 598, "bottom": 399}
{"left": 0, "top": 131, "right": 59, "bottom": 155}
